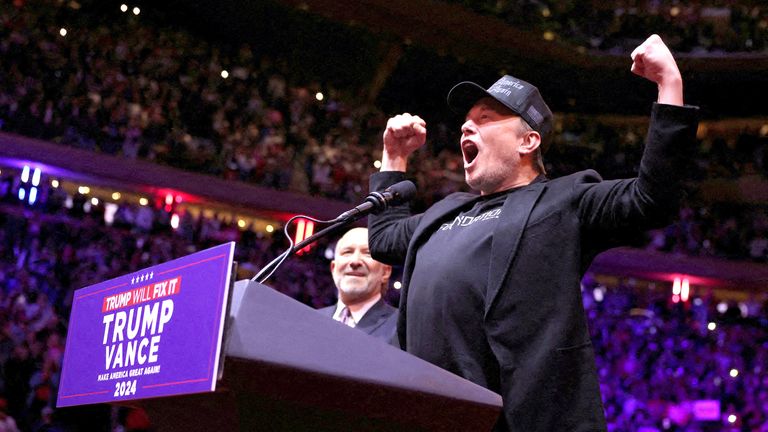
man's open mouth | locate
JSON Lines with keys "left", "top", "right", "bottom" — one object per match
{"left": 462, "top": 141, "right": 479, "bottom": 166}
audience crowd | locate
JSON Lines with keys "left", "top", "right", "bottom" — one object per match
{"left": 0, "top": 186, "right": 765, "bottom": 431}
{"left": 2, "top": 1, "right": 767, "bottom": 185}
{"left": 583, "top": 281, "right": 768, "bottom": 431}
{"left": 449, "top": 0, "right": 768, "bottom": 54}
{"left": 646, "top": 203, "right": 768, "bottom": 262}
{"left": 1, "top": 0, "right": 766, "bottom": 262}
{"left": 0, "top": 1, "right": 767, "bottom": 431}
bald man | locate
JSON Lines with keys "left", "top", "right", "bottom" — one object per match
{"left": 319, "top": 228, "right": 398, "bottom": 342}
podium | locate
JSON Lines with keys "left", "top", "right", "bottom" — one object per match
{"left": 140, "top": 280, "right": 502, "bottom": 431}
{"left": 57, "top": 244, "right": 502, "bottom": 431}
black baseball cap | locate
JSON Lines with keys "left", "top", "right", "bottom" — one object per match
{"left": 447, "top": 75, "right": 554, "bottom": 152}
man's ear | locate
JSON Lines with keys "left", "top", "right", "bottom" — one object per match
{"left": 518, "top": 130, "right": 542, "bottom": 156}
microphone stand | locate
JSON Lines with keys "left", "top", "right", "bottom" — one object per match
{"left": 252, "top": 180, "right": 415, "bottom": 284}
{"left": 253, "top": 212, "right": 365, "bottom": 284}
{"left": 290, "top": 217, "right": 354, "bottom": 255}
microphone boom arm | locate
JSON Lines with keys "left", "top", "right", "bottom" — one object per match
{"left": 254, "top": 180, "right": 416, "bottom": 284}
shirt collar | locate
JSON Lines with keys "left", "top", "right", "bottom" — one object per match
{"left": 332, "top": 293, "right": 382, "bottom": 326}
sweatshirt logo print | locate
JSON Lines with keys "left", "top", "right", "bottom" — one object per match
{"left": 439, "top": 208, "right": 502, "bottom": 231}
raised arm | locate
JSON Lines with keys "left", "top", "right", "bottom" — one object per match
{"left": 381, "top": 113, "right": 427, "bottom": 172}
{"left": 577, "top": 35, "right": 699, "bottom": 242}
{"left": 631, "top": 34, "right": 684, "bottom": 106}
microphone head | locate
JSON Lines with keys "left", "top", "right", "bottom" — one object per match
{"left": 385, "top": 180, "right": 417, "bottom": 206}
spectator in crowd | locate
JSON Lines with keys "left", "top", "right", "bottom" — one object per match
{"left": 0, "top": 399, "right": 19, "bottom": 432}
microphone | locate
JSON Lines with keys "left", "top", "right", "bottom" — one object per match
{"left": 336, "top": 180, "right": 416, "bottom": 221}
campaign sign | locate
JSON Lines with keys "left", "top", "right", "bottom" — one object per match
{"left": 57, "top": 242, "right": 236, "bottom": 407}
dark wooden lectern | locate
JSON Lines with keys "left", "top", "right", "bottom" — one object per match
{"left": 139, "top": 280, "right": 502, "bottom": 431}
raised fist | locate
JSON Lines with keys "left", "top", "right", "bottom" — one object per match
{"left": 630, "top": 34, "right": 681, "bottom": 87}
{"left": 381, "top": 113, "right": 427, "bottom": 171}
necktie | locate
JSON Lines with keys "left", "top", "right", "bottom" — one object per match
{"left": 339, "top": 307, "right": 355, "bottom": 328}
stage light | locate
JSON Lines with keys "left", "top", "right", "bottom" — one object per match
{"left": 237, "top": 219, "right": 246, "bottom": 228}
{"left": 293, "top": 218, "right": 315, "bottom": 254}
{"left": 18, "top": 188, "right": 25, "bottom": 201}
{"left": 541, "top": 7, "right": 551, "bottom": 17}
{"left": 670, "top": 6, "right": 680, "bottom": 17}
{"left": 728, "top": 414, "right": 737, "bottom": 424}
{"left": 31, "top": 168, "right": 41, "bottom": 186}
{"left": 165, "top": 194, "right": 174, "bottom": 205}
{"left": 729, "top": 369, "right": 738, "bottom": 378}
{"left": 78, "top": 186, "right": 90, "bottom": 195}
{"left": 104, "top": 203, "right": 118, "bottom": 225}
{"left": 170, "top": 213, "right": 180, "bottom": 229}
{"left": 717, "top": 302, "right": 728, "bottom": 314}
{"left": 120, "top": 4, "right": 128, "bottom": 12}
{"left": 394, "top": 281, "right": 402, "bottom": 290}
{"left": 28, "top": 187, "right": 37, "bottom": 205}
{"left": 175, "top": 195, "right": 182, "bottom": 204}
{"left": 306, "top": 221, "right": 315, "bottom": 237}
{"left": 21, "top": 166, "right": 30, "bottom": 183}
{"left": 707, "top": 322, "right": 717, "bottom": 331}
{"left": 738, "top": 302, "right": 749, "bottom": 317}
{"left": 265, "top": 225, "right": 274, "bottom": 233}
{"left": 592, "top": 287, "right": 604, "bottom": 302}
{"left": 91, "top": 197, "right": 99, "bottom": 206}
{"left": 373, "top": 160, "right": 382, "bottom": 169}
{"left": 139, "top": 197, "right": 149, "bottom": 206}
{"left": 681, "top": 278, "right": 690, "bottom": 302}
{"left": 59, "top": 28, "right": 67, "bottom": 37}
{"left": 112, "top": 192, "right": 121, "bottom": 200}
{"left": 221, "top": 70, "right": 229, "bottom": 79}
{"left": 315, "top": 92, "right": 324, "bottom": 101}
{"left": 51, "top": 179, "right": 59, "bottom": 188}
{"left": 543, "top": 31, "right": 555, "bottom": 41}
{"left": 132, "top": 6, "right": 140, "bottom": 15}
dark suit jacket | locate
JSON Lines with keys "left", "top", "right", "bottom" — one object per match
{"left": 368, "top": 103, "right": 699, "bottom": 431}
{"left": 319, "top": 298, "right": 398, "bottom": 343}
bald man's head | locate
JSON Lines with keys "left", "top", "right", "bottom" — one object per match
{"left": 330, "top": 228, "right": 392, "bottom": 305}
